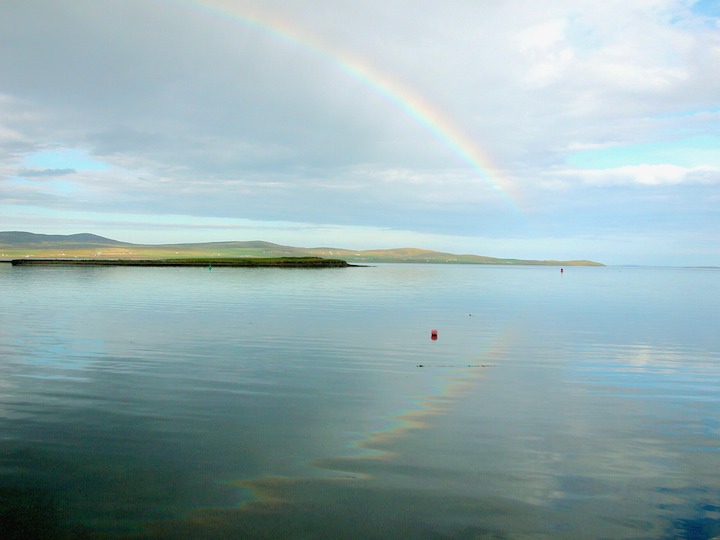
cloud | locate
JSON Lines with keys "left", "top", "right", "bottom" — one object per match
{"left": 18, "top": 168, "right": 77, "bottom": 178}
{"left": 556, "top": 164, "right": 720, "bottom": 187}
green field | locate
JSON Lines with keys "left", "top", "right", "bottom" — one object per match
{"left": 9, "top": 257, "right": 353, "bottom": 268}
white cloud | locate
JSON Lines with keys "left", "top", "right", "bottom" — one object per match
{"left": 515, "top": 20, "right": 575, "bottom": 86}
{"left": 567, "top": 164, "right": 720, "bottom": 186}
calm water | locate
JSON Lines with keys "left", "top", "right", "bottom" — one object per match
{"left": 1, "top": 263, "right": 718, "bottom": 539}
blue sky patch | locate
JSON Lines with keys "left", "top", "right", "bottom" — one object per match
{"left": 23, "top": 149, "right": 109, "bottom": 171}
{"left": 566, "top": 136, "right": 720, "bottom": 169}
{"left": 691, "top": 0, "right": 720, "bottom": 18}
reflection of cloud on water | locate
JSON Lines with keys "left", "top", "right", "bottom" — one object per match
{"left": 619, "top": 344, "right": 680, "bottom": 372}
{"left": 139, "top": 325, "right": 700, "bottom": 539}
{"left": 140, "top": 335, "right": 526, "bottom": 538}
{"left": 581, "top": 342, "right": 717, "bottom": 374}
{"left": 4, "top": 337, "right": 105, "bottom": 382}
{"left": 145, "top": 476, "right": 551, "bottom": 539}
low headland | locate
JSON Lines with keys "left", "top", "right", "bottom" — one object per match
{"left": 10, "top": 257, "right": 354, "bottom": 268}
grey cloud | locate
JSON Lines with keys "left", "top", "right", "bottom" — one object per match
{"left": 18, "top": 168, "right": 76, "bottom": 178}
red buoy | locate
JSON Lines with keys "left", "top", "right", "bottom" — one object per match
{"left": 431, "top": 329, "right": 438, "bottom": 341}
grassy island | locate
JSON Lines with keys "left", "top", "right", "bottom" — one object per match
{"left": 10, "top": 257, "right": 355, "bottom": 268}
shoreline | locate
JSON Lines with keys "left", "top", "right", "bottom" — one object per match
{"left": 9, "top": 257, "right": 357, "bottom": 268}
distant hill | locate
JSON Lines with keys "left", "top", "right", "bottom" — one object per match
{"left": 0, "top": 231, "right": 604, "bottom": 266}
{"left": 0, "top": 231, "right": 126, "bottom": 248}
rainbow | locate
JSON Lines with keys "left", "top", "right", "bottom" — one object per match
{"left": 168, "top": 0, "right": 523, "bottom": 215}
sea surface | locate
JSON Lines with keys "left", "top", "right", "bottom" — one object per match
{"left": 0, "top": 263, "right": 718, "bottom": 539}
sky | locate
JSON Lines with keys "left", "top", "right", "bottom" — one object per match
{"left": 1, "top": 0, "right": 719, "bottom": 265}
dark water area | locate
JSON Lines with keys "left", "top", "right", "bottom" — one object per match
{"left": 1, "top": 264, "right": 718, "bottom": 538}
